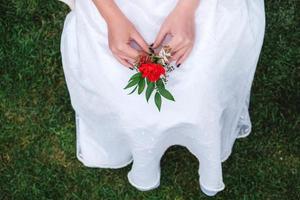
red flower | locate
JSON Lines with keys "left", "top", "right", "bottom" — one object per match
{"left": 138, "top": 63, "right": 166, "bottom": 82}
{"left": 138, "top": 54, "right": 152, "bottom": 64}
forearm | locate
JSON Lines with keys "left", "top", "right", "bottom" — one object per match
{"left": 92, "top": 0, "right": 126, "bottom": 24}
{"left": 174, "top": 0, "right": 200, "bottom": 14}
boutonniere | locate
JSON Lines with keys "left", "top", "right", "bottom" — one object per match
{"left": 124, "top": 45, "right": 176, "bottom": 111}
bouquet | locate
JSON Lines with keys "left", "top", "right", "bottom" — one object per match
{"left": 123, "top": 45, "right": 176, "bottom": 111}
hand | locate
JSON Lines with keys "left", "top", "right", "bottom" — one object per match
{"left": 153, "top": 0, "right": 199, "bottom": 65}
{"left": 93, "top": 0, "right": 149, "bottom": 69}
{"left": 107, "top": 16, "right": 149, "bottom": 68}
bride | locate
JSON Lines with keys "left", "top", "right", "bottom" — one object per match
{"left": 59, "top": 0, "right": 265, "bottom": 196}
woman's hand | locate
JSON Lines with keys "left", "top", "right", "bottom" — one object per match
{"left": 107, "top": 15, "right": 149, "bottom": 68}
{"left": 153, "top": 0, "right": 199, "bottom": 66}
{"left": 93, "top": 0, "right": 149, "bottom": 69}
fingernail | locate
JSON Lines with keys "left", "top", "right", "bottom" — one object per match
{"left": 129, "top": 67, "right": 134, "bottom": 70}
{"left": 150, "top": 43, "right": 154, "bottom": 47}
{"left": 149, "top": 48, "right": 154, "bottom": 53}
{"left": 176, "top": 63, "right": 181, "bottom": 68}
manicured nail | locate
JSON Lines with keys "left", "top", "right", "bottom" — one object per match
{"left": 149, "top": 45, "right": 154, "bottom": 53}
{"left": 129, "top": 67, "right": 134, "bottom": 70}
{"left": 150, "top": 43, "right": 154, "bottom": 47}
{"left": 176, "top": 63, "right": 181, "bottom": 68}
{"left": 149, "top": 48, "right": 154, "bottom": 53}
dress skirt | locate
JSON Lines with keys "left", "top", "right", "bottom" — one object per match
{"left": 59, "top": 0, "right": 265, "bottom": 196}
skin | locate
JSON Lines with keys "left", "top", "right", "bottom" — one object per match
{"left": 153, "top": 0, "right": 200, "bottom": 65}
{"left": 92, "top": 0, "right": 200, "bottom": 68}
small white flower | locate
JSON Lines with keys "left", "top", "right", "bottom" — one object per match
{"left": 159, "top": 47, "right": 172, "bottom": 65}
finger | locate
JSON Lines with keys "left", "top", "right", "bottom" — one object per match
{"left": 153, "top": 27, "right": 168, "bottom": 48}
{"left": 121, "top": 45, "right": 140, "bottom": 60}
{"left": 170, "top": 47, "right": 187, "bottom": 62}
{"left": 114, "top": 55, "right": 133, "bottom": 69}
{"left": 177, "top": 48, "right": 192, "bottom": 65}
{"left": 131, "top": 32, "right": 149, "bottom": 53}
{"left": 168, "top": 37, "right": 184, "bottom": 53}
{"left": 119, "top": 54, "right": 136, "bottom": 64}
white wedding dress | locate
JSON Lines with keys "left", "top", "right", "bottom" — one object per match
{"left": 59, "top": 0, "right": 265, "bottom": 196}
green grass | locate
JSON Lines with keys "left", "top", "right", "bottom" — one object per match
{"left": 0, "top": 0, "right": 299, "bottom": 199}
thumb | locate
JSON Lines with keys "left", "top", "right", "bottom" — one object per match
{"left": 131, "top": 31, "right": 149, "bottom": 53}
{"left": 153, "top": 27, "right": 168, "bottom": 48}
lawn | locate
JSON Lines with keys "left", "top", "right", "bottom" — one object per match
{"left": 0, "top": 0, "right": 299, "bottom": 199}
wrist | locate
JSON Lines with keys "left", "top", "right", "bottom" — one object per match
{"left": 93, "top": 0, "right": 126, "bottom": 25}
{"left": 175, "top": 0, "right": 200, "bottom": 14}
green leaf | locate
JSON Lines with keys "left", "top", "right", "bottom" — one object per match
{"left": 129, "top": 72, "right": 142, "bottom": 81}
{"left": 155, "top": 92, "right": 162, "bottom": 111}
{"left": 138, "top": 78, "right": 145, "bottom": 94}
{"left": 124, "top": 77, "right": 140, "bottom": 89}
{"left": 128, "top": 85, "right": 137, "bottom": 95}
{"left": 146, "top": 78, "right": 150, "bottom": 85}
{"left": 156, "top": 79, "right": 165, "bottom": 90}
{"left": 145, "top": 82, "right": 155, "bottom": 102}
{"left": 152, "top": 56, "right": 161, "bottom": 63}
{"left": 158, "top": 88, "right": 175, "bottom": 101}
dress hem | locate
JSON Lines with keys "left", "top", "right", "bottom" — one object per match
{"left": 127, "top": 169, "right": 161, "bottom": 191}
{"left": 199, "top": 182, "right": 225, "bottom": 196}
{"left": 76, "top": 154, "right": 134, "bottom": 169}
